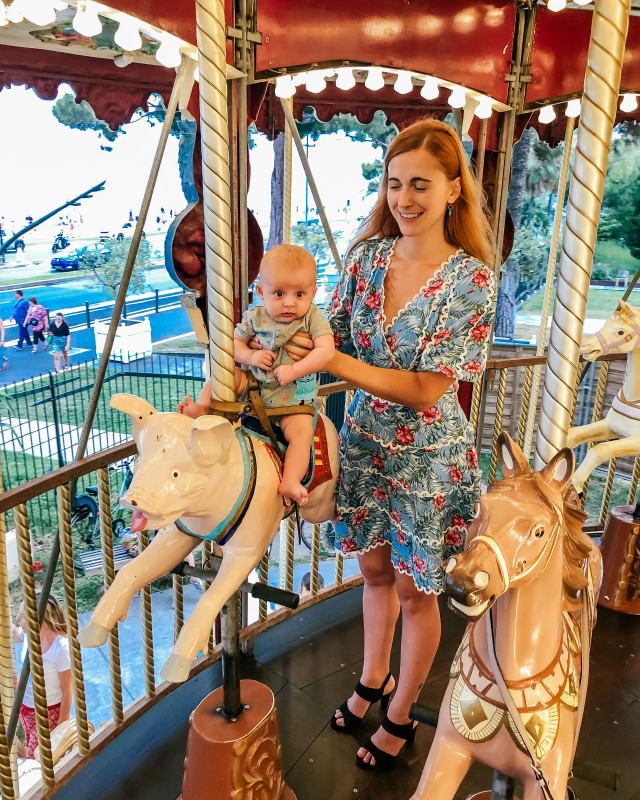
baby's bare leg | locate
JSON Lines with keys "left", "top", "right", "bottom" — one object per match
{"left": 278, "top": 414, "right": 313, "bottom": 505}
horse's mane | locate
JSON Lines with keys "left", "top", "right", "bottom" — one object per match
{"left": 530, "top": 475, "right": 591, "bottom": 612}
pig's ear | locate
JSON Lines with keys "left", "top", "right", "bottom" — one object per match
{"left": 110, "top": 394, "right": 157, "bottom": 441}
{"left": 190, "top": 415, "right": 235, "bottom": 465}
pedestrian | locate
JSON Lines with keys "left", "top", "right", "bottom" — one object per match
{"left": 12, "top": 594, "right": 72, "bottom": 759}
{"left": 0, "top": 319, "right": 7, "bottom": 371}
{"left": 285, "top": 119, "right": 496, "bottom": 770}
{"left": 24, "top": 297, "right": 49, "bottom": 354}
{"left": 50, "top": 312, "right": 71, "bottom": 372}
{"left": 10, "top": 290, "right": 32, "bottom": 351}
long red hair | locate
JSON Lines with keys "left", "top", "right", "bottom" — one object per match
{"left": 348, "top": 118, "right": 494, "bottom": 265}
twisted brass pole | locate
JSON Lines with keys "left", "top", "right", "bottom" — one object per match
{"left": 535, "top": 0, "right": 631, "bottom": 468}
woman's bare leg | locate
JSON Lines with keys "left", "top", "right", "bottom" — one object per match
{"left": 334, "top": 544, "right": 399, "bottom": 726}
{"left": 357, "top": 571, "right": 441, "bottom": 765}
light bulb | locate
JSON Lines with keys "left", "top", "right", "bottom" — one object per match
{"left": 7, "top": 0, "right": 24, "bottom": 23}
{"left": 0, "top": 2, "right": 7, "bottom": 24}
{"left": 114, "top": 52, "right": 134, "bottom": 68}
{"left": 73, "top": 1, "right": 102, "bottom": 37}
{"left": 547, "top": 0, "right": 566, "bottom": 10}
{"left": 620, "top": 94, "right": 638, "bottom": 113}
{"left": 156, "top": 36, "right": 182, "bottom": 68}
{"left": 394, "top": 72, "right": 414, "bottom": 95}
{"left": 475, "top": 99, "right": 493, "bottom": 119}
{"left": 365, "top": 67, "right": 385, "bottom": 91}
{"left": 292, "top": 72, "right": 308, "bottom": 86}
{"left": 306, "top": 71, "right": 326, "bottom": 93}
{"left": 573, "top": 0, "right": 591, "bottom": 5}
{"left": 335, "top": 68, "right": 356, "bottom": 91}
{"left": 22, "top": 0, "right": 56, "bottom": 24}
{"left": 538, "top": 104, "right": 556, "bottom": 124}
{"left": 565, "top": 98, "right": 581, "bottom": 117}
{"left": 448, "top": 87, "right": 466, "bottom": 109}
{"left": 115, "top": 16, "right": 142, "bottom": 51}
{"left": 420, "top": 76, "right": 439, "bottom": 101}
{"left": 275, "top": 75, "right": 296, "bottom": 99}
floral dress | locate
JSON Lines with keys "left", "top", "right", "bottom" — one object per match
{"left": 328, "top": 237, "right": 496, "bottom": 593}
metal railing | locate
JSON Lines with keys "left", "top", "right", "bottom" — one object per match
{"left": 0, "top": 351, "right": 635, "bottom": 798}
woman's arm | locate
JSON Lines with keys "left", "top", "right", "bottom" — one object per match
{"left": 57, "top": 670, "right": 72, "bottom": 722}
{"left": 274, "top": 334, "right": 334, "bottom": 384}
{"left": 328, "top": 350, "right": 452, "bottom": 412}
{"left": 65, "top": 335, "right": 70, "bottom": 351}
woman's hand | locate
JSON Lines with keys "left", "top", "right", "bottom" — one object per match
{"left": 283, "top": 332, "right": 313, "bottom": 363}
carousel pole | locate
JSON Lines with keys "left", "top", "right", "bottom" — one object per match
{"left": 534, "top": 0, "right": 631, "bottom": 469}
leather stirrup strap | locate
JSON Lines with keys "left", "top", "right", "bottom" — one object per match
{"left": 245, "top": 372, "right": 283, "bottom": 463}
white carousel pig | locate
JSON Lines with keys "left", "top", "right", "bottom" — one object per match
{"left": 78, "top": 393, "right": 339, "bottom": 683}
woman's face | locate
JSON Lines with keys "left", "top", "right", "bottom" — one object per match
{"left": 386, "top": 148, "right": 461, "bottom": 240}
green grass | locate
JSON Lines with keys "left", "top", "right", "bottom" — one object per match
{"left": 593, "top": 240, "right": 640, "bottom": 278}
{"left": 153, "top": 336, "right": 203, "bottom": 355}
{"left": 520, "top": 287, "right": 640, "bottom": 317}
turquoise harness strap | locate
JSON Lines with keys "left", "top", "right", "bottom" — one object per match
{"left": 175, "top": 428, "right": 257, "bottom": 544}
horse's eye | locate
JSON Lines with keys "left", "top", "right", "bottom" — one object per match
{"left": 172, "top": 471, "right": 179, "bottom": 478}
{"left": 618, "top": 330, "right": 625, "bottom": 336}
{"left": 534, "top": 526, "right": 545, "bottom": 538}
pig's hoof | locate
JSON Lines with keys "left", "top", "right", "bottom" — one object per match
{"left": 77, "top": 620, "right": 110, "bottom": 648}
{"left": 161, "top": 654, "right": 192, "bottom": 683}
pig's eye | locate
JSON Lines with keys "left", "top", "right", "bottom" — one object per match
{"left": 172, "top": 471, "right": 179, "bottom": 478}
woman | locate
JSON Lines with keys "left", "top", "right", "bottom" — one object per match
{"left": 12, "top": 594, "right": 72, "bottom": 759}
{"left": 24, "top": 297, "right": 49, "bottom": 354}
{"left": 287, "top": 119, "right": 495, "bottom": 770}
{"left": 50, "top": 312, "right": 71, "bottom": 372}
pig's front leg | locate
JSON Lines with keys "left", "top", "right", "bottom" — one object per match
{"left": 78, "top": 524, "right": 197, "bottom": 648}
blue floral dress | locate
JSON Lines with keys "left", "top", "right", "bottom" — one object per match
{"left": 328, "top": 237, "right": 496, "bottom": 594}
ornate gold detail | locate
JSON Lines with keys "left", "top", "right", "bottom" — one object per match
{"left": 231, "top": 709, "right": 287, "bottom": 799}
{"left": 450, "top": 676, "right": 504, "bottom": 743}
{"left": 506, "top": 705, "right": 560, "bottom": 761}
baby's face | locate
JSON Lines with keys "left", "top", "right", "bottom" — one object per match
{"left": 256, "top": 263, "right": 317, "bottom": 323}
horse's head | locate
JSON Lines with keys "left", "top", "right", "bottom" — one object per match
{"left": 581, "top": 299, "right": 640, "bottom": 361}
{"left": 445, "top": 433, "right": 575, "bottom": 620}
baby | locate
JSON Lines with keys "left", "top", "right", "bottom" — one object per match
{"left": 180, "top": 244, "right": 334, "bottom": 505}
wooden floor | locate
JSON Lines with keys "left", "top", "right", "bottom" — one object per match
{"left": 244, "top": 586, "right": 640, "bottom": 800}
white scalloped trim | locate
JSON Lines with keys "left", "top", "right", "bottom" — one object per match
{"left": 381, "top": 244, "right": 464, "bottom": 335}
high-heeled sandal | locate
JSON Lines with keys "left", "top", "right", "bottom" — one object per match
{"left": 330, "top": 672, "right": 393, "bottom": 733}
{"left": 355, "top": 713, "right": 418, "bottom": 771}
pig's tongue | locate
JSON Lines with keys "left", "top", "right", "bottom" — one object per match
{"left": 130, "top": 509, "right": 148, "bottom": 533}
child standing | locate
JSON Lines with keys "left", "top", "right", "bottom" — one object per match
{"left": 180, "top": 244, "right": 334, "bottom": 505}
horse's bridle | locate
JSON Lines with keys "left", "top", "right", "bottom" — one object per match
{"left": 594, "top": 314, "right": 640, "bottom": 354}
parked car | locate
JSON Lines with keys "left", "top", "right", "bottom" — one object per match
{"left": 50, "top": 253, "right": 80, "bottom": 271}
{"left": 0, "top": 229, "right": 26, "bottom": 253}
{"left": 51, "top": 242, "right": 110, "bottom": 272}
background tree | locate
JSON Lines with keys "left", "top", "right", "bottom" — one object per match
{"left": 289, "top": 221, "right": 338, "bottom": 263}
{"left": 78, "top": 236, "right": 152, "bottom": 298}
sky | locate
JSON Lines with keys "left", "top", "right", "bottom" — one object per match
{"left": 0, "top": 84, "right": 381, "bottom": 254}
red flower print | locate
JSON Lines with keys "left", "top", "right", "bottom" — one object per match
{"left": 465, "top": 360, "right": 483, "bottom": 374}
{"left": 418, "top": 405, "right": 443, "bottom": 425}
{"left": 435, "top": 327, "right": 452, "bottom": 344}
{"left": 395, "top": 426, "right": 414, "bottom": 444}
{"left": 346, "top": 261, "right": 360, "bottom": 278}
{"left": 466, "top": 449, "right": 479, "bottom": 469}
{"left": 375, "top": 253, "right": 386, "bottom": 269}
{"left": 364, "top": 290, "right": 381, "bottom": 310}
{"left": 341, "top": 539, "right": 357, "bottom": 553}
{"left": 468, "top": 313, "right": 481, "bottom": 326}
{"left": 424, "top": 279, "right": 444, "bottom": 298}
{"left": 439, "top": 365, "right": 456, "bottom": 379}
{"left": 418, "top": 336, "right": 430, "bottom": 352}
{"left": 397, "top": 529, "right": 408, "bottom": 546}
{"left": 391, "top": 509, "right": 401, "bottom": 525}
{"left": 372, "top": 486, "right": 389, "bottom": 501}
{"left": 372, "top": 535, "right": 386, "bottom": 546}
{"left": 344, "top": 300, "right": 353, "bottom": 316}
{"left": 472, "top": 268, "right": 491, "bottom": 289}
{"left": 356, "top": 331, "right": 372, "bottom": 350}
{"left": 450, "top": 465, "right": 463, "bottom": 483}
{"left": 356, "top": 278, "right": 367, "bottom": 295}
{"left": 333, "top": 333, "right": 342, "bottom": 349}
{"left": 387, "top": 332, "right": 397, "bottom": 350}
{"left": 353, "top": 508, "right": 370, "bottom": 525}
{"left": 374, "top": 310, "right": 384, "bottom": 324}
{"left": 434, "top": 495, "right": 445, "bottom": 510}
{"left": 372, "top": 454, "right": 385, "bottom": 470}
{"left": 412, "top": 554, "right": 427, "bottom": 573}
{"left": 472, "top": 324, "right": 490, "bottom": 343}
{"left": 445, "top": 530, "right": 463, "bottom": 548}
{"left": 451, "top": 515, "right": 468, "bottom": 529}
{"left": 369, "top": 397, "right": 390, "bottom": 414}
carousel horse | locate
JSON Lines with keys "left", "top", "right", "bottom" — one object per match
{"left": 78, "top": 394, "right": 339, "bottom": 683}
{"left": 567, "top": 299, "right": 640, "bottom": 492}
{"left": 412, "top": 433, "right": 602, "bottom": 800}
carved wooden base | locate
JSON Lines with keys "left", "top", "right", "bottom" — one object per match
{"left": 179, "top": 679, "right": 296, "bottom": 800}
{"left": 599, "top": 506, "right": 640, "bottom": 614}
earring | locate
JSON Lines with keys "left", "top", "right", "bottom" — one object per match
{"left": 447, "top": 203, "right": 453, "bottom": 217}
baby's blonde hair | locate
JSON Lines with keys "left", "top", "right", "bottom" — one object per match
{"left": 260, "top": 244, "right": 317, "bottom": 282}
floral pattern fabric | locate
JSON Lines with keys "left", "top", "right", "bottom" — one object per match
{"left": 328, "top": 237, "right": 496, "bottom": 593}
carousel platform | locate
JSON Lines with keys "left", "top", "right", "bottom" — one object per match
{"left": 54, "top": 585, "right": 639, "bottom": 800}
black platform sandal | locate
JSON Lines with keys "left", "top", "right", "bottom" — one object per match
{"left": 330, "top": 672, "right": 393, "bottom": 733}
{"left": 355, "top": 714, "right": 418, "bottom": 770}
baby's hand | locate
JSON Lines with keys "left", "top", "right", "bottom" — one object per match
{"left": 249, "top": 349, "right": 275, "bottom": 370}
{"left": 274, "top": 364, "right": 295, "bottom": 386}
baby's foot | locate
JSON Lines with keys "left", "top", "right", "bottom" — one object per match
{"left": 178, "top": 396, "right": 207, "bottom": 419}
{"left": 278, "top": 479, "right": 309, "bottom": 506}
